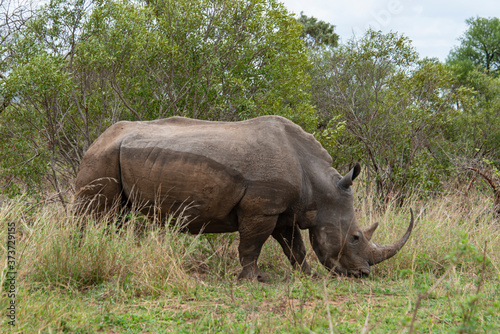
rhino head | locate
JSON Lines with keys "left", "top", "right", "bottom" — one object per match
{"left": 308, "top": 163, "right": 414, "bottom": 277}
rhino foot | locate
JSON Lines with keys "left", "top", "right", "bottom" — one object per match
{"left": 237, "top": 267, "right": 270, "bottom": 283}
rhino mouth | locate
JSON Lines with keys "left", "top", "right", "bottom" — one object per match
{"left": 323, "top": 259, "right": 370, "bottom": 278}
{"left": 348, "top": 268, "right": 370, "bottom": 278}
{"left": 331, "top": 267, "right": 370, "bottom": 278}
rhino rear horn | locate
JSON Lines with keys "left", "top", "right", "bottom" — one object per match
{"left": 362, "top": 222, "right": 379, "bottom": 241}
{"left": 368, "top": 209, "right": 414, "bottom": 266}
{"left": 338, "top": 163, "right": 361, "bottom": 189}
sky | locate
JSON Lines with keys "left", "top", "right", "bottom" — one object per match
{"left": 279, "top": 0, "right": 500, "bottom": 61}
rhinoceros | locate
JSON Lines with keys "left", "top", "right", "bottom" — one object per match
{"left": 74, "top": 116, "right": 413, "bottom": 281}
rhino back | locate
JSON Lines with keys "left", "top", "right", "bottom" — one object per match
{"left": 119, "top": 116, "right": 331, "bottom": 180}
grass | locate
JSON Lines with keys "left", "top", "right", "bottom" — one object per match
{"left": 1, "top": 185, "right": 499, "bottom": 333}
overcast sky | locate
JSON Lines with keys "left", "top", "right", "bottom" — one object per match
{"left": 279, "top": 0, "right": 499, "bottom": 61}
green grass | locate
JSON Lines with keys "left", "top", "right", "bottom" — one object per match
{"left": 1, "top": 187, "right": 499, "bottom": 333}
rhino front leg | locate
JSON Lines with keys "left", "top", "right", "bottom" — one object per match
{"left": 272, "top": 223, "right": 311, "bottom": 275}
{"left": 237, "top": 214, "right": 277, "bottom": 282}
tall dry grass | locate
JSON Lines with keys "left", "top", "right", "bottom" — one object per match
{"left": 0, "top": 196, "right": 208, "bottom": 297}
{"left": 353, "top": 182, "right": 500, "bottom": 280}
{"left": 1, "top": 184, "right": 498, "bottom": 297}
{"left": 2, "top": 186, "right": 499, "bottom": 334}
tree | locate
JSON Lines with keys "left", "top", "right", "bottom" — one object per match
{"left": 0, "top": 0, "right": 35, "bottom": 67}
{"left": 0, "top": 0, "right": 315, "bottom": 197}
{"left": 444, "top": 69, "right": 500, "bottom": 215}
{"left": 0, "top": 0, "right": 35, "bottom": 112}
{"left": 297, "top": 12, "right": 338, "bottom": 49}
{"left": 447, "top": 16, "right": 500, "bottom": 79}
{"left": 445, "top": 17, "right": 500, "bottom": 214}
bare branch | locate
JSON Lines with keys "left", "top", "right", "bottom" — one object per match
{"left": 467, "top": 167, "right": 498, "bottom": 193}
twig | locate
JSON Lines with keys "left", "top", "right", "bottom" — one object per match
{"left": 476, "top": 241, "right": 488, "bottom": 295}
{"left": 408, "top": 266, "right": 453, "bottom": 334}
{"left": 323, "top": 279, "right": 334, "bottom": 334}
{"left": 467, "top": 167, "right": 498, "bottom": 193}
{"left": 465, "top": 175, "right": 477, "bottom": 196}
{"left": 467, "top": 167, "right": 500, "bottom": 215}
{"left": 428, "top": 312, "right": 452, "bottom": 326}
{"left": 360, "top": 292, "right": 372, "bottom": 334}
{"left": 459, "top": 241, "right": 488, "bottom": 333}
{"left": 110, "top": 80, "right": 142, "bottom": 120}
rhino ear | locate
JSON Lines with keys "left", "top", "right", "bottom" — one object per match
{"left": 338, "top": 163, "right": 361, "bottom": 189}
{"left": 362, "top": 222, "right": 379, "bottom": 241}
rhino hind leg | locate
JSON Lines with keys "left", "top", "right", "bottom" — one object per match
{"left": 272, "top": 223, "right": 311, "bottom": 275}
{"left": 237, "top": 213, "right": 278, "bottom": 282}
{"left": 74, "top": 177, "right": 123, "bottom": 218}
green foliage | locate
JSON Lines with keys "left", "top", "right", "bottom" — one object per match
{"left": 76, "top": 0, "right": 313, "bottom": 121}
{"left": 310, "top": 30, "right": 461, "bottom": 202}
{"left": 442, "top": 18, "right": 500, "bottom": 213}
{"left": 297, "top": 12, "right": 338, "bottom": 48}
{"left": 0, "top": 45, "right": 75, "bottom": 196}
{"left": 442, "top": 233, "right": 491, "bottom": 333}
{"left": 0, "top": 108, "right": 51, "bottom": 197}
{"left": 305, "top": 19, "right": 499, "bottom": 205}
{"left": 307, "top": 25, "right": 497, "bottom": 205}
{"left": 447, "top": 23, "right": 500, "bottom": 153}
{"left": 445, "top": 68, "right": 500, "bottom": 165}
{"left": 447, "top": 16, "right": 500, "bottom": 78}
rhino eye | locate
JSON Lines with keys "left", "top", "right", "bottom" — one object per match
{"left": 351, "top": 233, "right": 361, "bottom": 244}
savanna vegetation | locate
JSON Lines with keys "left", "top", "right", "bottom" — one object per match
{"left": 1, "top": 0, "right": 499, "bottom": 332}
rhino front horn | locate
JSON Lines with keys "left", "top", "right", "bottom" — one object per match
{"left": 368, "top": 209, "right": 414, "bottom": 266}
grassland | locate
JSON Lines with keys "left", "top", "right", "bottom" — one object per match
{"left": 1, "top": 185, "right": 499, "bottom": 333}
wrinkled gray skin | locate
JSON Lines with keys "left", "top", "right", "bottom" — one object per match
{"left": 75, "top": 116, "right": 413, "bottom": 281}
